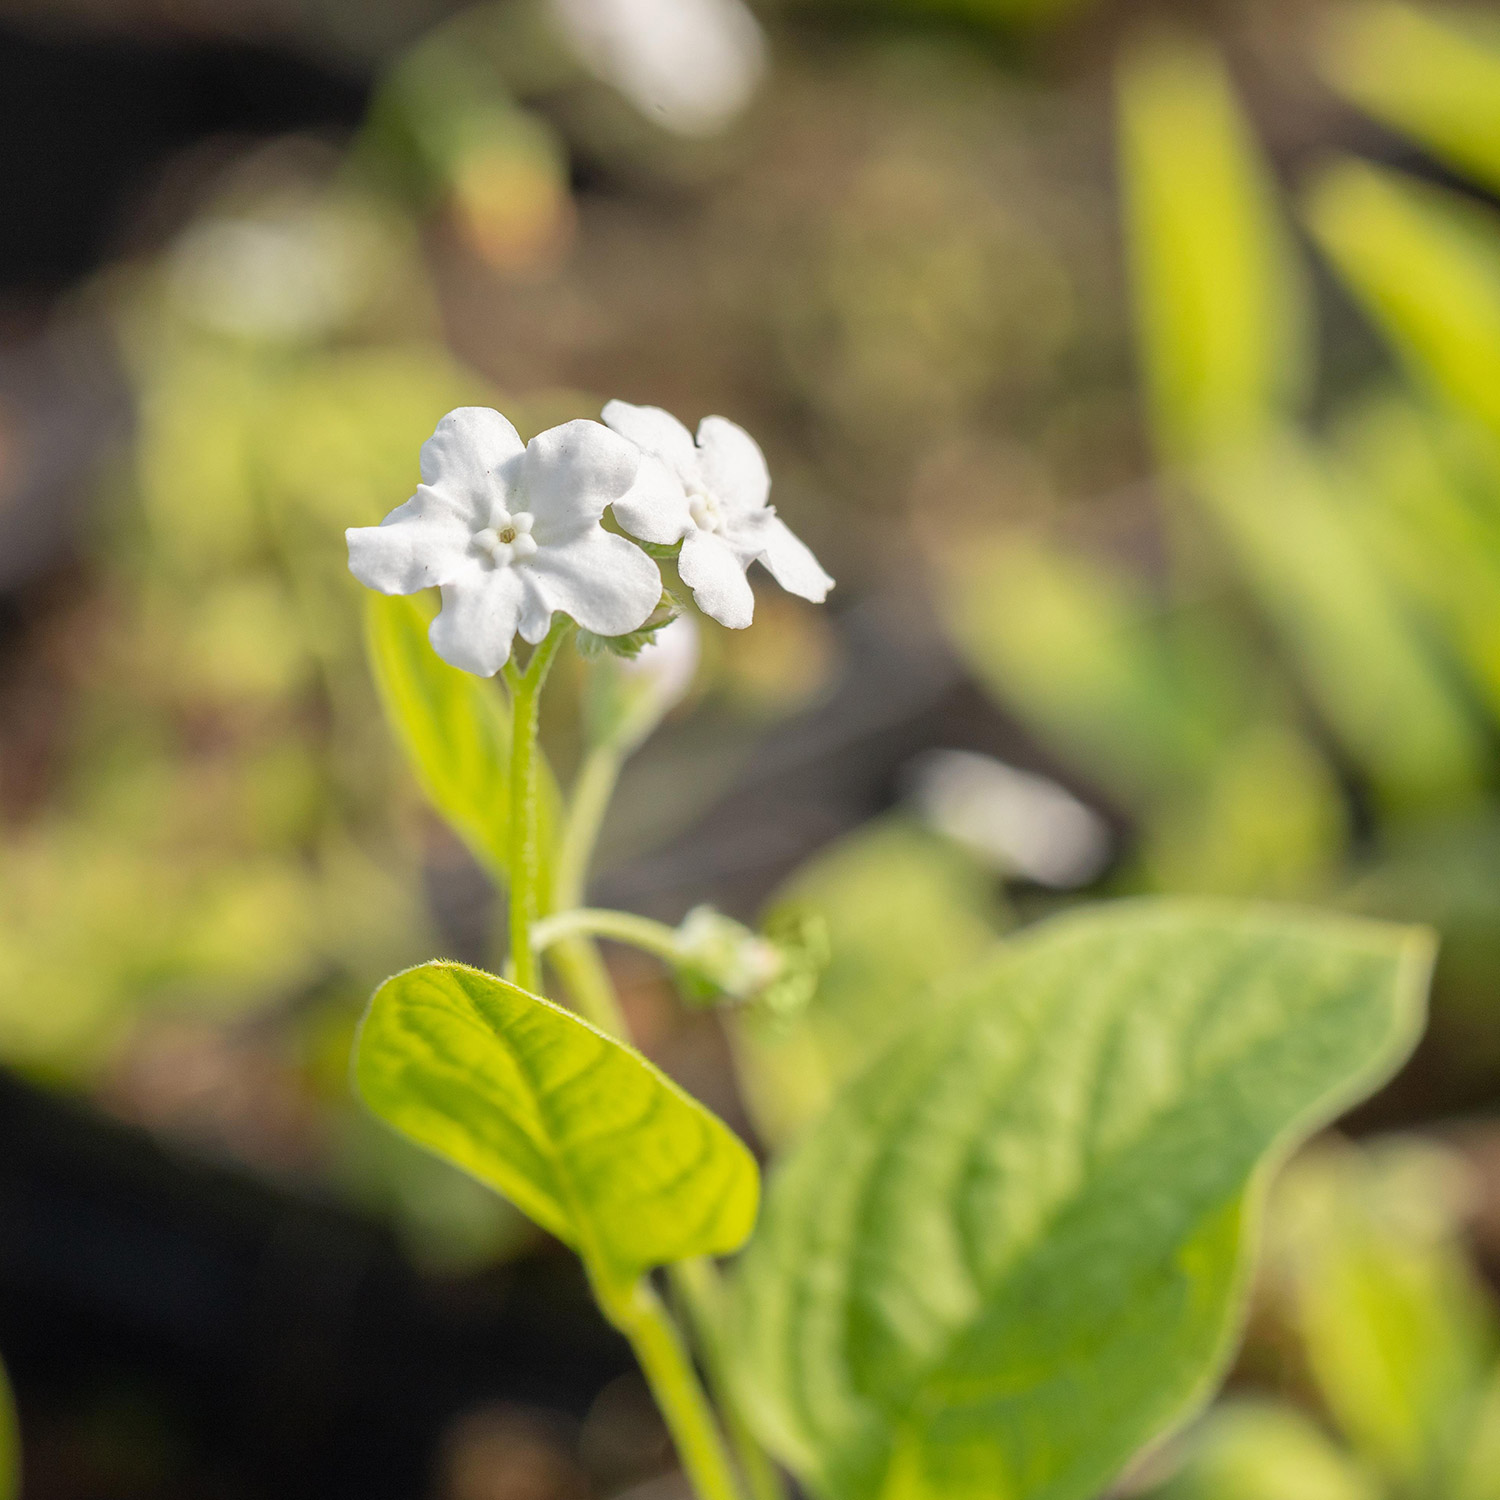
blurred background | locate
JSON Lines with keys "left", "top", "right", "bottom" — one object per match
{"left": 4, "top": 0, "right": 1500, "bottom": 1494}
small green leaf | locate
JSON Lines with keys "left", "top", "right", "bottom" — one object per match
{"left": 730, "top": 899, "right": 1432, "bottom": 1500}
{"left": 365, "top": 593, "right": 513, "bottom": 880}
{"left": 0, "top": 1359, "right": 18, "bottom": 1500}
{"left": 939, "top": 532, "right": 1260, "bottom": 806}
{"left": 364, "top": 593, "right": 562, "bottom": 893}
{"left": 1331, "top": 392, "right": 1500, "bottom": 728}
{"left": 355, "top": 961, "right": 759, "bottom": 1295}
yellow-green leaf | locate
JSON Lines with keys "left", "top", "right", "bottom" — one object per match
{"left": 1304, "top": 159, "right": 1500, "bottom": 438}
{"left": 355, "top": 961, "right": 759, "bottom": 1295}
{"left": 1321, "top": 1, "right": 1500, "bottom": 198}
{"left": 366, "top": 593, "right": 513, "bottom": 880}
{"left": 1195, "top": 430, "right": 1487, "bottom": 812}
{"left": 1147, "top": 1400, "right": 1379, "bottom": 1500}
{"left": 1271, "top": 1139, "right": 1494, "bottom": 1494}
{"left": 1117, "top": 31, "right": 1311, "bottom": 462}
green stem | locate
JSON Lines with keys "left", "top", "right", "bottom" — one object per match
{"left": 514, "top": 654, "right": 775, "bottom": 1500}
{"left": 598, "top": 1278, "right": 748, "bottom": 1500}
{"left": 547, "top": 743, "right": 631, "bottom": 1031}
{"left": 556, "top": 743, "right": 624, "bottom": 909}
{"left": 503, "top": 620, "right": 571, "bottom": 993}
{"left": 669, "top": 1260, "right": 789, "bottom": 1500}
{"left": 546, "top": 935, "right": 629, "bottom": 1036}
{"left": 530, "top": 906, "right": 682, "bottom": 963}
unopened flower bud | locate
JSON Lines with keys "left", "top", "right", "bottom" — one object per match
{"left": 584, "top": 610, "right": 700, "bottom": 751}
{"left": 670, "top": 904, "right": 827, "bottom": 1015}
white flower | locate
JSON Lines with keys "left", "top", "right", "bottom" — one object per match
{"left": 346, "top": 408, "right": 661, "bottom": 675}
{"left": 549, "top": 0, "right": 765, "bottom": 139}
{"left": 602, "top": 401, "right": 833, "bottom": 629}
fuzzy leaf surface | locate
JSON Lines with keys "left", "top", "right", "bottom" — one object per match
{"left": 730, "top": 899, "right": 1432, "bottom": 1500}
{"left": 356, "top": 961, "right": 759, "bottom": 1293}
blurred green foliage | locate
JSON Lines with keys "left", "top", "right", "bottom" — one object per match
{"left": 4, "top": 0, "right": 1500, "bottom": 1298}
{"left": 1146, "top": 1136, "right": 1500, "bottom": 1500}
{"left": 1319, "top": 1, "right": 1500, "bottom": 197}
{"left": 731, "top": 818, "right": 1006, "bottom": 1145}
{"left": 929, "top": 5, "right": 1500, "bottom": 1102}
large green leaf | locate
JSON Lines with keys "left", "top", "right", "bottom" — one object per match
{"left": 730, "top": 899, "right": 1432, "bottom": 1500}
{"left": 1320, "top": 1, "right": 1500, "bottom": 198}
{"left": 1117, "top": 31, "right": 1311, "bottom": 462}
{"left": 355, "top": 961, "right": 758, "bottom": 1295}
{"left": 1304, "top": 160, "right": 1500, "bottom": 438}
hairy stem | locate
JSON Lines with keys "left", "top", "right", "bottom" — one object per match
{"left": 556, "top": 743, "right": 624, "bottom": 910}
{"left": 529, "top": 906, "right": 682, "bottom": 964}
{"left": 599, "top": 1279, "right": 748, "bottom": 1500}
{"left": 502, "top": 620, "right": 570, "bottom": 993}
{"left": 669, "top": 1259, "right": 789, "bottom": 1500}
{"left": 548, "top": 742, "right": 630, "bottom": 1030}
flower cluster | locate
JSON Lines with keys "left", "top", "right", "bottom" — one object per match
{"left": 346, "top": 402, "right": 832, "bottom": 674}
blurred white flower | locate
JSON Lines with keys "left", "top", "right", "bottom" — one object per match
{"left": 907, "top": 749, "right": 1112, "bottom": 889}
{"left": 550, "top": 0, "right": 765, "bottom": 138}
{"left": 620, "top": 611, "right": 700, "bottom": 705}
{"left": 346, "top": 408, "right": 661, "bottom": 676}
{"left": 168, "top": 194, "right": 390, "bottom": 341}
{"left": 603, "top": 401, "right": 833, "bottom": 629}
{"left": 599, "top": 612, "right": 702, "bottom": 750}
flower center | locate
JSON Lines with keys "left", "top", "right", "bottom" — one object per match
{"left": 473, "top": 508, "right": 537, "bottom": 566}
{"left": 688, "top": 493, "right": 723, "bottom": 533}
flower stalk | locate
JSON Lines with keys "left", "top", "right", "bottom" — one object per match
{"left": 503, "top": 619, "right": 571, "bottom": 993}
{"left": 347, "top": 399, "right": 830, "bottom": 1500}
{"left": 596, "top": 1278, "right": 749, "bottom": 1500}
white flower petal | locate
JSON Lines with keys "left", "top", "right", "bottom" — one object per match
{"left": 679, "top": 528, "right": 755, "bottom": 628}
{"left": 346, "top": 498, "right": 474, "bottom": 594}
{"left": 517, "top": 575, "right": 557, "bottom": 645}
{"left": 525, "top": 527, "right": 663, "bottom": 636}
{"left": 419, "top": 408, "right": 527, "bottom": 520}
{"left": 602, "top": 400, "right": 700, "bottom": 486}
{"left": 428, "top": 571, "right": 525, "bottom": 676}
{"left": 523, "top": 420, "right": 642, "bottom": 533}
{"left": 757, "top": 516, "right": 833, "bottom": 602}
{"left": 612, "top": 452, "right": 694, "bottom": 544}
{"left": 697, "top": 415, "right": 770, "bottom": 513}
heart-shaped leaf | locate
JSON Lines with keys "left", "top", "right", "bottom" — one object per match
{"left": 356, "top": 961, "right": 759, "bottom": 1294}
{"left": 729, "top": 898, "right": 1432, "bottom": 1500}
